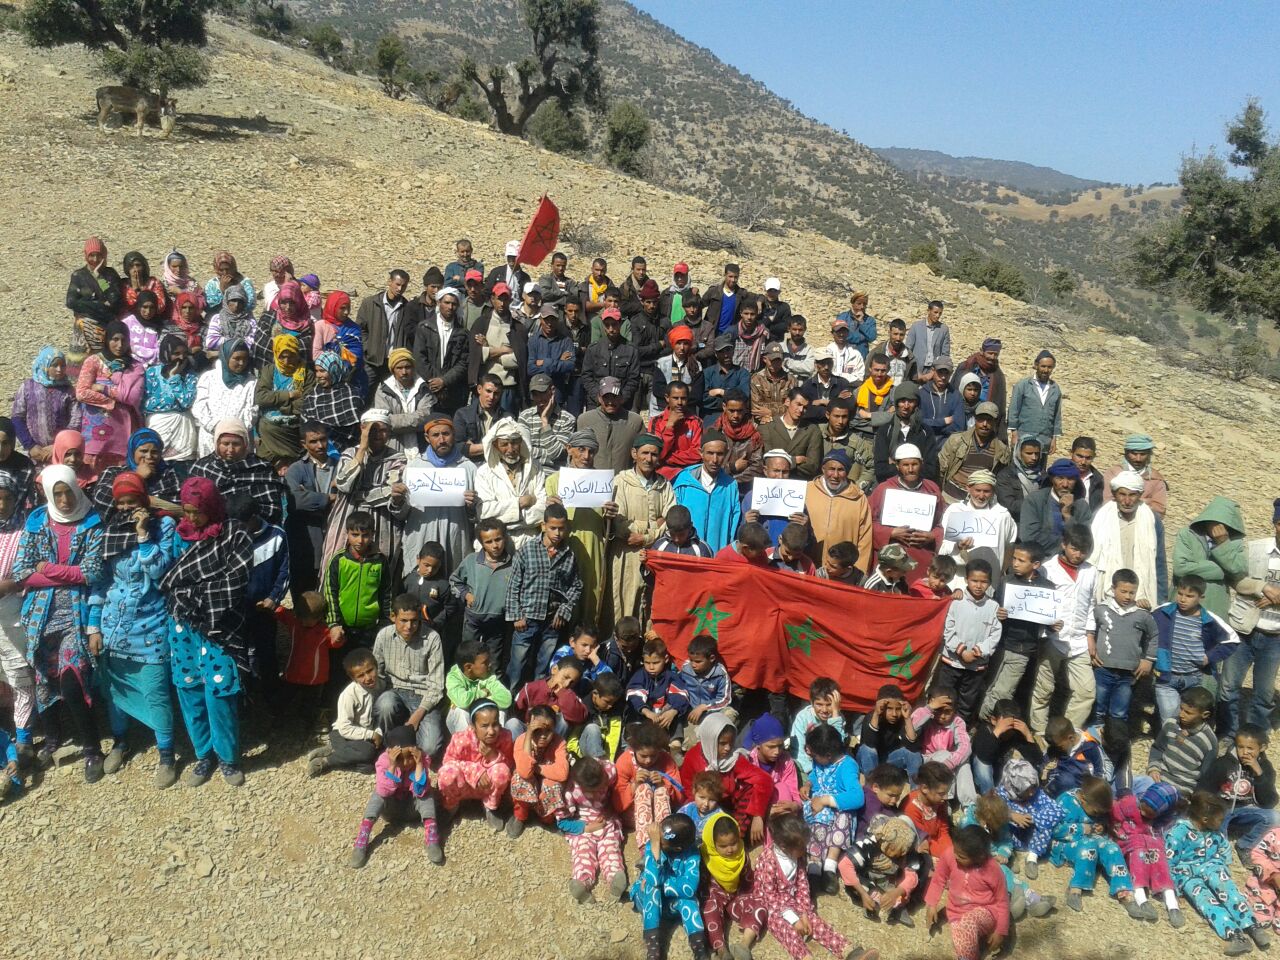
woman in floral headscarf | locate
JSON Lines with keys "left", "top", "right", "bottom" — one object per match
{"left": 76, "top": 319, "right": 144, "bottom": 471}
{"left": 118, "top": 251, "right": 168, "bottom": 320}
{"left": 314, "top": 290, "right": 367, "bottom": 397}
{"left": 261, "top": 254, "right": 294, "bottom": 313}
{"left": 203, "top": 251, "right": 256, "bottom": 317}
{"left": 143, "top": 333, "right": 199, "bottom": 465}
{"left": 66, "top": 237, "right": 123, "bottom": 360}
{"left": 267, "top": 279, "right": 314, "bottom": 357}
{"left": 170, "top": 291, "right": 206, "bottom": 359}
{"left": 302, "top": 351, "right": 362, "bottom": 455}
{"left": 11, "top": 347, "right": 79, "bottom": 464}
{"left": 193, "top": 339, "right": 257, "bottom": 458}
{"left": 255, "top": 335, "right": 314, "bottom": 461}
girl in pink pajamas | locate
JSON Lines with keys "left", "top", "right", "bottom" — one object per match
{"left": 926, "top": 825, "right": 1010, "bottom": 960}
{"left": 556, "top": 755, "right": 628, "bottom": 903}
{"left": 614, "top": 722, "right": 685, "bottom": 855}
{"left": 437, "top": 699, "right": 515, "bottom": 832}
{"left": 1111, "top": 780, "right": 1181, "bottom": 924}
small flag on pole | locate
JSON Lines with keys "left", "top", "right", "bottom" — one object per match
{"left": 517, "top": 194, "right": 560, "bottom": 267}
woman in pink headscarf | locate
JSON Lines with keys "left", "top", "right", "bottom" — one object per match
{"left": 203, "top": 251, "right": 256, "bottom": 317}
{"left": 65, "top": 237, "right": 123, "bottom": 360}
{"left": 41, "top": 429, "right": 96, "bottom": 489}
{"left": 267, "top": 279, "right": 314, "bottom": 358}
{"left": 161, "top": 250, "right": 204, "bottom": 325}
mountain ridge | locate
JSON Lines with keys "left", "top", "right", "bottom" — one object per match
{"left": 873, "top": 146, "right": 1111, "bottom": 195}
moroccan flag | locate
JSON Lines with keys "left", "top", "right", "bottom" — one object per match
{"left": 647, "top": 553, "right": 949, "bottom": 712}
{"left": 517, "top": 194, "right": 560, "bottom": 267}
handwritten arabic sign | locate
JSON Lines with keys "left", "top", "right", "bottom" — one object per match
{"left": 1004, "top": 585, "right": 1058, "bottom": 626}
{"left": 750, "top": 478, "right": 809, "bottom": 517}
{"left": 404, "top": 464, "right": 469, "bottom": 508}
{"left": 880, "top": 488, "right": 937, "bottom": 532}
{"left": 943, "top": 510, "right": 1002, "bottom": 549}
{"left": 556, "top": 468, "right": 615, "bottom": 509}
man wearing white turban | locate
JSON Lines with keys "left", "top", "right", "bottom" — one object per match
{"left": 1088, "top": 469, "right": 1168, "bottom": 607}
{"left": 475, "top": 419, "right": 545, "bottom": 548}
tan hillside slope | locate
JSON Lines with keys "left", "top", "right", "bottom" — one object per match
{"left": 0, "top": 19, "right": 1275, "bottom": 538}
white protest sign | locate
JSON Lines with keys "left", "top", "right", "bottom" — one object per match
{"left": 880, "top": 488, "right": 937, "bottom": 532}
{"left": 404, "top": 464, "right": 469, "bottom": 508}
{"left": 556, "top": 468, "right": 615, "bottom": 509}
{"left": 1004, "top": 585, "right": 1059, "bottom": 626}
{"left": 750, "top": 478, "right": 809, "bottom": 517}
{"left": 943, "top": 510, "right": 1002, "bottom": 549}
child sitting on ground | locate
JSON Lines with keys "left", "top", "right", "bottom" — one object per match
{"left": 857, "top": 764, "right": 910, "bottom": 838}
{"left": 958, "top": 791, "right": 1053, "bottom": 919}
{"left": 556, "top": 754, "right": 628, "bottom": 903}
{"left": 508, "top": 656, "right": 587, "bottom": 738}
{"left": 275, "top": 591, "right": 335, "bottom": 721}
{"left": 682, "top": 715, "right": 772, "bottom": 847}
{"left": 615, "top": 721, "right": 685, "bottom": 855}
{"left": 855, "top": 683, "right": 921, "bottom": 779}
{"left": 631, "top": 813, "right": 710, "bottom": 960}
{"left": 1111, "top": 779, "right": 1182, "bottom": 925}
{"left": 1042, "top": 715, "right": 1104, "bottom": 798}
{"left": 679, "top": 770, "right": 725, "bottom": 834}
{"left": 815, "top": 540, "right": 862, "bottom": 586}
{"left": 749, "top": 714, "right": 802, "bottom": 818}
{"left": 570, "top": 672, "right": 626, "bottom": 760}
{"left": 308, "top": 648, "right": 386, "bottom": 777}
{"left": 996, "top": 758, "right": 1063, "bottom": 880}
{"left": 371, "top": 594, "right": 446, "bottom": 758}
{"left": 753, "top": 811, "right": 876, "bottom": 960}
{"left": 700, "top": 812, "right": 767, "bottom": 960}
{"left": 349, "top": 724, "right": 442, "bottom": 869}
{"left": 436, "top": 699, "right": 515, "bottom": 833}
{"left": 1144, "top": 685, "right": 1218, "bottom": 798}
{"left": 1199, "top": 723, "right": 1280, "bottom": 854}
{"left": 601, "top": 615, "right": 645, "bottom": 680}
{"left": 969, "top": 699, "right": 1043, "bottom": 797}
{"left": 904, "top": 761, "right": 955, "bottom": 859}
{"left": 509, "top": 704, "right": 570, "bottom": 838}
{"left": 444, "top": 638, "right": 512, "bottom": 734}
{"left": 404, "top": 541, "right": 460, "bottom": 661}
{"left": 678, "top": 634, "right": 736, "bottom": 749}
{"left": 841, "top": 813, "right": 923, "bottom": 926}
{"left": 1244, "top": 826, "right": 1280, "bottom": 935}
{"left": 626, "top": 638, "right": 691, "bottom": 750}
{"left": 1167, "top": 791, "right": 1272, "bottom": 955}
{"left": 911, "top": 685, "right": 975, "bottom": 805}
{"left": 925, "top": 824, "right": 1010, "bottom": 960}
{"left": 791, "top": 677, "right": 847, "bottom": 780}
{"left": 550, "top": 625, "right": 613, "bottom": 698}
{"left": 804, "top": 723, "right": 865, "bottom": 894}
{"left": 909, "top": 554, "right": 962, "bottom": 600}
{"left": 1050, "top": 775, "right": 1140, "bottom": 916}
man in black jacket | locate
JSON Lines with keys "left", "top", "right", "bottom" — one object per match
{"left": 618, "top": 256, "right": 650, "bottom": 315}
{"left": 697, "top": 263, "right": 752, "bottom": 363}
{"left": 538, "top": 251, "right": 580, "bottom": 307}
{"left": 453, "top": 375, "right": 513, "bottom": 461}
{"left": 872, "top": 382, "right": 938, "bottom": 483}
{"left": 484, "top": 240, "right": 529, "bottom": 299}
{"left": 580, "top": 307, "right": 640, "bottom": 410}
{"left": 1070, "top": 436, "right": 1106, "bottom": 509}
{"left": 760, "top": 276, "right": 794, "bottom": 339}
{"left": 355, "top": 268, "right": 410, "bottom": 391}
{"left": 413, "top": 286, "right": 471, "bottom": 414}
{"left": 467, "top": 284, "right": 528, "bottom": 413}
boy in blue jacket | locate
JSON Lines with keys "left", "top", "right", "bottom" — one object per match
{"left": 626, "top": 638, "right": 690, "bottom": 749}
{"left": 1151, "top": 574, "right": 1239, "bottom": 724}
{"left": 676, "top": 634, "right": 735, "bottom": 750}
{"left": 1042, "top": 716, "right": 1104, "bottom": 798}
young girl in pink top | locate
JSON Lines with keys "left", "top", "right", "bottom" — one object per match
{"left": 926, "top": 824, "right": 1010, "bottom": 960}
{"left": 437, "top": 699, "right": 515, "bottom": 832}
{"left": 747, "top": 714, "right": 802, "bottom": 816}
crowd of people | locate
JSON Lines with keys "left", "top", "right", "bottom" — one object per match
{"left": 0, "top": 235, "right": 1277, "bottom": 960}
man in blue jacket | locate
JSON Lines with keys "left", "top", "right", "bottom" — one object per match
{"left": 918, "top": 355, "right": 965, "bottom": 439}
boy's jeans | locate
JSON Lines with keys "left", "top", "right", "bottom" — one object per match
{"left": 855, "top": 744, "right": 922, "bottom": 781}
{"left": 1218, "top": 629, "right": 1280, "bottom": 737}
{"left": 1224, "top": 804, "right": 1280, "bottom": 852}
{"left": 374, "top": 689, "right": 444, "bottom": 758}
{"left": 1154, "top": 671, "right": 1208, "bottom": 725}
{"left": 1093, "top": 666, "right": 1136, "bottom": 725}
{"left": 506, "top": 617, "right": 562, "bottom": 690}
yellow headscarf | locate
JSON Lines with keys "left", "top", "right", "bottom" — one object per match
{"left": 701, "top": 811, "right": 745, "bottom": 893}
{"left": 272, "top": 334, "right": 307, "bottom": 387}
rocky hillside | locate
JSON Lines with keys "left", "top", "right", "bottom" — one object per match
{"left": 0, "top": 21, "right": 1277, "bottom": 960}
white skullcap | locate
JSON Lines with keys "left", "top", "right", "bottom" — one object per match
{"left": 894, "top": 444, "right": 923, "bottom": 462}
{"left": 360, "top": 409, "right": 391, "bottom": 425}
{"left": 762, "top": 448, "right": 794, "bottom": 465}
{"left": 1110, "top": 470, "right": 1146, "bottom": 493}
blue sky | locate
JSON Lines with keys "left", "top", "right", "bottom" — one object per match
{"left": 630, "top": 0, "right": 1280, "bottom": 184}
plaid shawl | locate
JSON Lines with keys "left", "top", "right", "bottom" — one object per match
{"left": 189, "top": 454, "right": 285, "bottom": 525}
{"left": 162, "top": 524, "right": 254, "bottom": 666}
{"left": 302, "top": 381, "right": 362, "bottom": 451}
{"left": 92, "top": 463, "right": 181, "bottom": 560}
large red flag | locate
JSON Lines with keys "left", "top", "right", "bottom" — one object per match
{"left": 647, "top": 553, "right": 949, "bottom": 712}
{"left": 517, "top": 194, "right": 560, "bottom": 267}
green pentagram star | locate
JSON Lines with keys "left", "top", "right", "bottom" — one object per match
{"left": 785, "top": 616, "right": 824, "bottom": 657}
{"left": 687, "top": 595, "right": 731, "bottom": 638}
{"left": 885, "top": 641, "right": 923, "bottom": 680}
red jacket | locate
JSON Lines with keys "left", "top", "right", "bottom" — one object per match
{"left": 904, "top": 788, "right": 952, "bottom": 857}
{"left": 680, "top": 747, "right": 772, "bottom": 831}
{"left": 649, "top": 411, "right": 703, "bottom": 480}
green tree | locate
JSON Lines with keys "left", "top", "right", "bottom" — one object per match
{"left": 21, "top": 0, "right": 215, "bottom": 95}
{"left": 1049, "top": 268, "right": 1076, "bottom": 298}
{"left": 460, "top": 0, "right": 605, "bottom": 137}
{"left": 527, "top": 101, "right": 588, "bottom": 155}
{"left": 1131, "top": 98, "right": 1280, "bottom": 329}
{"left": 246, "top": 0, "right": 292, "bottom": 39}
{"left": 907, "top": 241, "right": 941, "bottom": 275}
{"left": 951, "top": 250, "right": 1028, "bottom": 300}
{"left": 604, "top": 100, "right": 650, "bottom": 177}
{"left": 304, "top": 24, "right": 343, "bottom": 64}
{"left": 374, "top": 34, "right": 416, "bottom": 100}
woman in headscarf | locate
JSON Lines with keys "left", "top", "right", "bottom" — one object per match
{"left": 255, "top": 334, "right": 315, "bottom": 461}
{"left": 11, "top": 347, "right": 79, "bottom": 464}
{"left": 399, "top": 417, "right": 476, "bottom": 578}
{"left": 0, "top": 469, "right": 36, "bottom": 763}
{"left": 261, "top": 254, "right": 293, "bottom": 314}
{"left": 189, "top": 419, "right": 286, "bottom": 525}
{"left": 204, "top": 282, "right": 259, "bottom": 361}
{"left": 161, "top": 250, "right": 203, "bottom": 323}
{"left": 86, "top": 470, "right": 179, "bottom": 788}
{"left": 263, "top": 279, "right": 315, "bottom": 362}
{"left": 319, "top": 409, "right": 410, "bottom": 578}
{"left": 298, "top": 272, "right": 323, "bottom": 321}
{"left": 192, "top": 338, "right": 257, "bottom": 458}
{"left": 170, "top": 291, "right": 207, "bottom": 360}
{"left": 75, "top": 319, "right": 144, "bottom": 471}
{"left": 12, "top": 465, "right": 104, "bottom": 781}
{"left": 43, "top": 429, "right": 95, "bottom": 489}
{"left": 65, "top": 237, "right": 123, "bottom": 361}
{"left": 0, "top": 417, "right": 36, "bottom": 509}
{"left": 161, "top": 476, "right": 254, "bottom": 787}
{"left": 371, "top": 347, "right": 433, "bottom": 453}
{"left": 679, "top": 714, "right": 773, "bottom": 843}
{"left": 142, "top": 333, "right": 199, "bottom": 466}
{"left": 92, "top": 427, "right": 183, "bottom": 519}
{"left": 303, "top": 351, "right": 362, "bottom": 455}
{"left": 545, "top": 430, "right": 607, "bottom": 629}
{"left": 313, "top": 290, "right": 366, "bottom": 397}
{"left": 203, "top": 251, "right": 256, "bottom": 317}
{"left": 121, "top": 289, "right": 165, "bottom": 367}
{"left": 118, "top": 251, "right": 168, "bottom": 320}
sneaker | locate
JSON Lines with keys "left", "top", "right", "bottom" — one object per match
{"left": 1250, "top": 927, "right": 1272, "bottom": 949}
{"left": 823, "top": 871, "right": 841, "bottom": 895}
{"left": 1123, "top": 899, "right": 1145, "bottom": 921}
{"left": 569, "top": 879, "right": 591, "bottom": 903}
{"left": 102, "top": 743, "right": 128, "bottom": 775}
{"left": 1065, "top": 890, "right": 1083, "bottom": 913}
{"left": 306, "top": 756, "right": 327, "bottom": 778}
{"left": 154, "top": 763, "right": 177, "bottom": 790}
{"left": 84, "top": 753, "right": 104, "bottom": 784}
{"left": 1029, "top": 896, "right": 1056, "bottom": 918}
{"left": 485, "top": 808, "right": 505, "bottom": 832}
{"left": 506, "top": 815, "right": 525, "bottom": 839}
{"left": 220, "top": 763, "right": 245, "bottom": 787}
{"left": 1140, "top": 901, "right": 1159, "bottom": 922}
{"left": 425, "top": 842, "right": 444, "bottom": 866}
{"left": 350, "top": 819, "right": 373, "bottom": 869}
{"left": 1225, "top": 934, "right": 1253, "bottom": 956}
{"left": 889, "top": 908, "right": 914, "bottom": 928}
{"left": 184, "top": 756, "right": 215, "bottom": 787}
{"left": 36, "top": 741, "right": 57, "bottom": 769}
{"left": 1024, "top": 858, "right": 1039, "bottom": 880}
{"left": 1168, "top": 908, "right": 1186, "bottom": 929}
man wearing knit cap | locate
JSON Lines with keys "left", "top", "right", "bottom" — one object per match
{"left": 938, "top": 468, "right": 1018, "bottom": 590}
{"left": 576, "top": 375, "right": 643, "bottom": 474}
{"left": 872, "top": 380, "right": 938, "bottom": 484}
{"left": 1088, "top": 469, "right": 1168, "bottom": 607}
{"left": 937, "top": 400, "right": 1011, "bottom": 505}
{"left": 671, "top": 429, "right": 742, "bottom": 554}
{"left": 1222, "top": 499, "right": 1280, "bottom": 735}
{"left": 650, "top": 324, "right": 703, "bottom": 420}
{"left": 951, "top": 337, "right": 1007, "bottom": 435}
{"left": 867, "top": 442, "right": 945, "bottom": 586}
{"left": 1019, "top": 457, "right": 1094, "bottom": 560}
{"left": 400, "top": 417, "right": 477, "bottom": 576}
{"left": 804, "top": 447, "right": 874, "bottom": 575}
{"left": 1008, "top": 350, "right": 1063, "bottom": 455}
{"left": 628, "top": 277, "right": 669, "bottom": 413}
{"left": 1102, "top": 434, "right": 1169, "bottom": 517}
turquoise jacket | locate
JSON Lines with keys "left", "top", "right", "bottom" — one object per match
{"left": 672, "top": 465, "right": 742, "bottom": 554}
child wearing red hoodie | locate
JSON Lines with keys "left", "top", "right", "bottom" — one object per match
{"left": 926, "top": 825, "right": 1010, "bottom": 960}
{"left": 905, "top": 760, "right": 955, "bottom": 858}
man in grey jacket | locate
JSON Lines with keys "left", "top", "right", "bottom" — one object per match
{"left": 1007, "top": 350, "right": 1063, "bottom": 455}
{"left": 904, "top": 300, "right": 951, "bottom": 384}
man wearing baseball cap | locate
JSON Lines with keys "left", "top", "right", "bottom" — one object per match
{"left": 575, "top": 374, "right": 643, "bottom": 473}
{"left": 701, "top": 333, "right": 750, "bottom": 426}
{"left": 662, "top": 261, "right": 697, "bottom": 328}
{"left": 461, "top": 267, "right": 489, "bottom": 329}
{"left": 760, "top": 276, "right": 793, "bottom": 339}
{"left": 919, "top": 354, "right": 964, "bottom": 441}
{"left": 827, "top": 315, "right": 866, "bottom": 385}
{"left": 579, "top": 307, "right": 640, "bottom": 414}
{"left": 1102, "top": 434, "right": 1168, "bottom": 517}
{"left": 518, "top": 371, "right": 577, "bottom": 471}
{"left": 485, "top": 239, "right": 528, "bottom": 300}
{"left": 936, "top": 399, "right": 1011, "bottom": 504}
{"left": 750, "top": 341, "right": 794, "bottom": 425}
{"left": 467, "top": 277, "right": 527, "bottom": 412}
